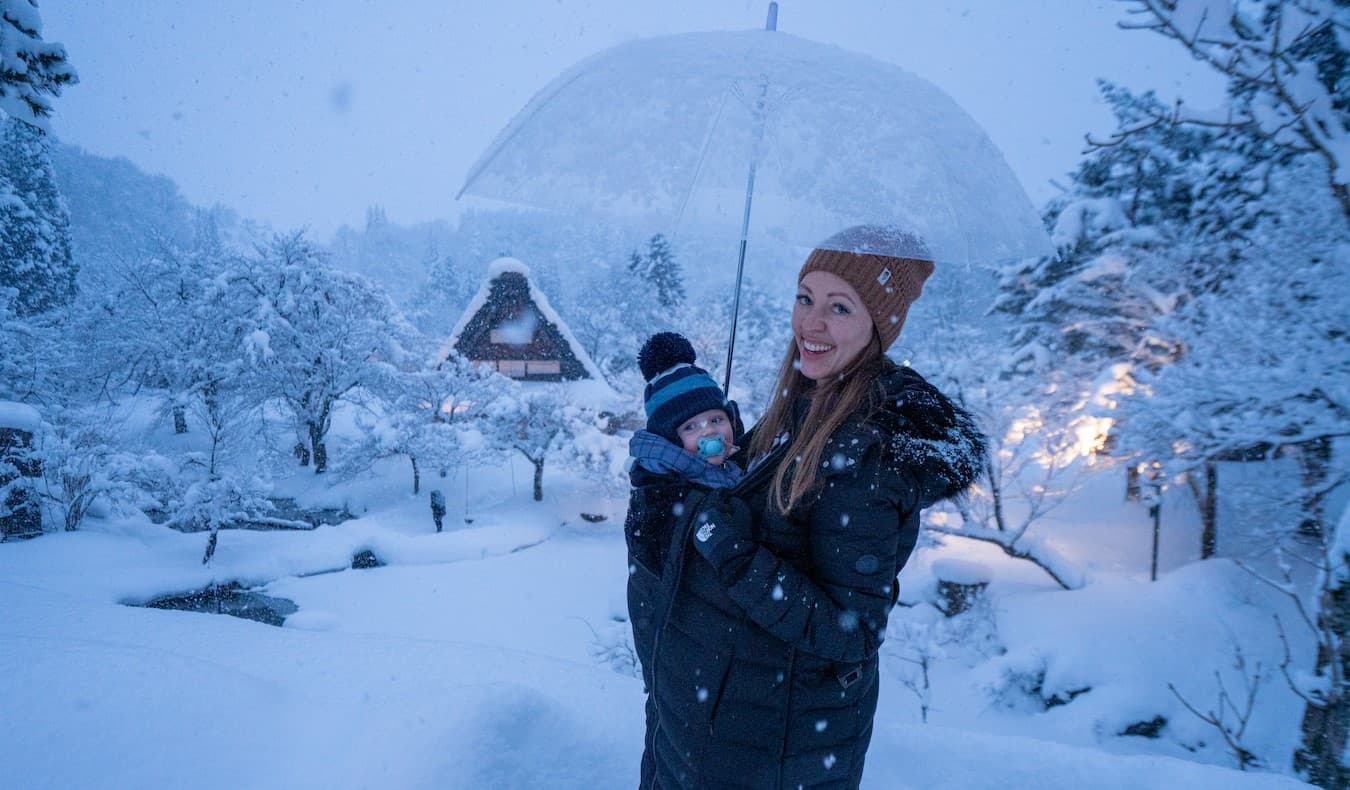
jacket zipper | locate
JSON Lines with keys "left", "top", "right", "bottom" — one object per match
{"left": 706, "top": 642, "right": 735, "bottom": 735}
{"left": 776, "top": 647, "right": 797, "bottom": 789}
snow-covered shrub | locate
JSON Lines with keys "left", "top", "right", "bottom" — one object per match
{"left": 556, "top": 404, "right": 629, "bottom": 498}
{"left": 584, "top": 617, "right": 641, "bottom": 680}
{"left": 34, "top": 421, "right": 145, "bottom": 532}
{"left": 344, "top": 351, "right": 513, "bottom": 494}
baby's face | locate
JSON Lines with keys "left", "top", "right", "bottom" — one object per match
{"left": 677, "top": 408, "right": 735, "bottom": 465}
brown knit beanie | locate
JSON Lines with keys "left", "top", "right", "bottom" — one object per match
{"left": 797, "top": 225, "right": 935, "bottom": 350}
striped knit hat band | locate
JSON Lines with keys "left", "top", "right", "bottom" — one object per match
{"left": 638, "top": 333, "right": 729, "bottom": 444}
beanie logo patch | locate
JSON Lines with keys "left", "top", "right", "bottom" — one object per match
{"left": 877, "top": 267, "right": 892, "bottom": 285}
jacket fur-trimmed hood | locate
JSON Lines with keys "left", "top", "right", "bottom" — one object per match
{"left": 818, "top": 360, "right": 986, "bottom": 508}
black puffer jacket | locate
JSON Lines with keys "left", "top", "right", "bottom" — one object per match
{"left": 624, "top": 464, "right": 707, "bottom": 788}
{"left": 640, "top": 361, "right": 984, "bottom": 789}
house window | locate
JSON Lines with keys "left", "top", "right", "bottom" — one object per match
{"left": 497, "top": 360, "right": 527, "bottom": 378}
{"left": 526, "top": 360, "right": 561, "bottom": 376}
{"left": 468, "top": 359, "right": 558, "bottom": 379}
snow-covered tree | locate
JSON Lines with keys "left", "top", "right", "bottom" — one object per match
{"left": 404, "top": 243, "right": 469, "bottom": 336}
{"left": 911, "top": 261, "right": 1093, "bottom": 590}
{"left": 347, "top": 351, "right": 512, "bottom": 494}
{"left": 555, "top": 403, "right": 629, "bottom": 499}
{"left": 0, "top": 0, "right": 77, "bottom": 128}
{"left": 1118, "top": 0, "right": 1350, "bottom": 220}
{"left": 999, "top": 77, "right": 1344, "bottom": 558}
{"left": 566, "top": 261, "right": 637, "bottom": 380}
{"left": 627, "top": 233, "right": 685, "bottom": 309}
{"left": 34, "top": 419, "right": 143, "bottom": 533}
{"left": 0, "top": 115, "right": 75, "bottom": 315}
{"left": 235, "top": 232, "right": 411, "bottom": 474}
{"left": 999, "top": 84, "right": 1209, "bottom": 387}
{"left": 568, "top": 250, "right": 677, "bottom": 381}
{"left": 0, "top": 282, "right": 59, "bottom": 404}
{"left": 487, "top": 384, "right": 579, "bottom": 502}
{"left": 71, "top": 227, "right": 253, "bottom": 437}
{"left": 1104, "top": 5, "right": 1350, "bottom": 779}
{"left": 1116, "top": 156, "right": 1348, "bottom": 541}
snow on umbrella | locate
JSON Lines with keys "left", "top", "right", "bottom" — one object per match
{"left": 459, "top": 11, "right": 1051, "bottom": 384}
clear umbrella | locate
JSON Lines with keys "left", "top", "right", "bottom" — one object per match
{"left": 459, "top": 5, "right": 1051, "bottom": 386}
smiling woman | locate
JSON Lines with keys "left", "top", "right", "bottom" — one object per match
{"left": 636, "top": 225, "right": 987, "bottom": 788}
{"left": 792, "top": 271, "right": 874, "bottom": 381}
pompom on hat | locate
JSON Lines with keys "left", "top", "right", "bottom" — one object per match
{"left": 798, "top": 225, "right": 935, "bottom": 350}
{"left": 638, "top": 332, "right": 729, "bottom": 444}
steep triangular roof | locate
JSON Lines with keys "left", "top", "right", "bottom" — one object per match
{"left": 447, "top": 257, "right": 606, "bottom": 381}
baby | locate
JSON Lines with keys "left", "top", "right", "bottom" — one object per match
{"left": 628, "top": 332, "right": 741, "bottom": 480}
{"left": 623, "top": 332, "right": 744, "bottom": 769}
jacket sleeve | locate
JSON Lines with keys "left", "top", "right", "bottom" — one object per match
{"left": 700, "top": 445, "right": 919, "bottom": 664}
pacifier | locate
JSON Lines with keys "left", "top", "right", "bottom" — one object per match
{"left": 696, "top": 435, "right": 726, "bottom": 459}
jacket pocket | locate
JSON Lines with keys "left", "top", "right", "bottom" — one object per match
{"left": 706, "top": 646, "right": 736, "bottom": 734}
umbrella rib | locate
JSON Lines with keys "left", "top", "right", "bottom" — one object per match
{"left": 456, "top": 68, "right": 596, "bottom": 200}
{"left": 673, "top": 84, "right": 734, "bottom": 236}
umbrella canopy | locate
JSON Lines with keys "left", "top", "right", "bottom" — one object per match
{"left": 459, "top": 28, "right": 1051, "bottom": 266}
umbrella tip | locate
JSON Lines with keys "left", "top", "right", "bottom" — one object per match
{"left": 766, "top": 2, "right": 778, "bottom": 31}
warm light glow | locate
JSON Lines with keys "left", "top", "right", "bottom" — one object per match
{"left": 439, "top": 399, "right": 472, "bottom": 415}
{"left": 1005, "top": 403, "right": 1112, "bottom": 469}
{"left": 1069, "top": 415, "right": 1112, "bottom": 463}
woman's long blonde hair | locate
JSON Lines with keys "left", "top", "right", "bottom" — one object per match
{"left": 747, "top": 331, "right": 888, "bottom": 514}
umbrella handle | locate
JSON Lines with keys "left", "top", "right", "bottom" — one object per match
{"left": 723, "top": 51, "right": 773, "bottom": 395}
{"left": 723, "top": 234, "right": 750, "bottom": 394}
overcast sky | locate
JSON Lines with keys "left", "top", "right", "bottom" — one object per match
{"left": 39, "top": 0, "right": 1226, "bottom": 241}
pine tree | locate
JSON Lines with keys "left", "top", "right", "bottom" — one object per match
{"left": 625, "top": 234, "right": 685, "bottom": 308}
{"left": 626, "top": 248, "right": 645, "bottom": 279}
{"left": 0, "top": 116, "right": 75, "bottom": 315}
{"left": 406, "top": 242, "right": 466, "bottom": 336}
{"left": 0, "top": 0, "right": 77, "bottom": 128}
{"left": 998, "top": 84, "right": 1210, "bottom": 385}
{"left": 644, "top": 233, "right": 684, "bottom": 308}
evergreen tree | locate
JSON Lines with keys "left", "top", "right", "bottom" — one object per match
{"left": 405, "top": 241, "right": 466, "bottom": 336}
{"left": 0, "top": 116, "right": 75, "bottom": 315}
{"left": 1057, "top": 8, "right": 1350, "bottom": 778}
{"left": 626, "top": 248, "right": 645, "bottom": 279}
{"left": 998, "top": 84, "right": 1211, "bottom": 386}
{"left": 0, "top": 0, "right": 77, "bottom": 128}
{"left": 625, "top": 233, "right": 685, "bottom": 308}
{"left": 644, "top": 233, "right": 684, "bottom": 308}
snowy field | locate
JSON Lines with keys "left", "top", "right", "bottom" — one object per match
{"left": 0, "top": 448, "right": 1319, "bottom": 789}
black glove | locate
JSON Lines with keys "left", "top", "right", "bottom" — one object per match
{"left": 690, "top": 490, "right": 754, "bottom": 573}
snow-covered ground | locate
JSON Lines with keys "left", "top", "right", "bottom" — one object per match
{"left": 0, "top": 446, "right": 1321, "bottom": 788}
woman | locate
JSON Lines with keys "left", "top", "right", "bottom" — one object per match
{"left": 638, "top": 225, "right": 986, "bottom": 789}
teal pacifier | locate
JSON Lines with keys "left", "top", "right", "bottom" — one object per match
{"left": 697, "top": 435, "right": 725, "bottom": 459}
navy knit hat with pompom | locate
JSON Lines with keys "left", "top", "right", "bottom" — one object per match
{"left": 638, "top": 332, "right": 729, "bottom": 444}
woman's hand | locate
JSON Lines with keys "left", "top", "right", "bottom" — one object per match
{"left": 689, "top": 490, "right": 754, "bottom": 575}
